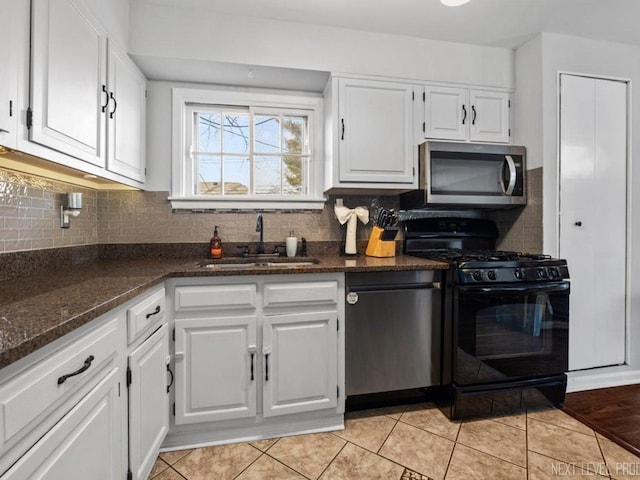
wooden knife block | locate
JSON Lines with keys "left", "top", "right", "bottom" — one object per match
{"left": 365, "top": 226, "right": 396, "bottom": 258}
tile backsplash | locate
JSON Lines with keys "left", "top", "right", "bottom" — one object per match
{"left": 0, "top": 167, "right": 543, "bottom": 254}
{"left": 0, "top": 169, "right": 97, "bottom": 253}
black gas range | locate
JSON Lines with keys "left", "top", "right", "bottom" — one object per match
{"left": 404, "top": 217, "right": 570, "bottom": 418}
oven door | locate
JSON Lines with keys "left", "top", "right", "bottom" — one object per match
{"left": 454, "top": 282, "right": 569, "bottom": 386}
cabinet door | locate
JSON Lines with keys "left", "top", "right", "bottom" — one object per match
{"left": 0, "top": 0, "right": 20, "bottom": 148}
{"left": 1, "top": 369, "right": 121, "bottom": 480}
{"left": 30, "top": 0, "right": 107, "bottom": 167}
{"left": 263, "top": 311, "right": 338, "bottom": 417}
{"left": 560, "top": 75, "right": 627, "bottom": 370}
{"left": 469, "top": 90, "right": 510, "bottom": 143}
{"left": 338, "top": 79, "right": 415, "bottom": 184}
{"left": 174, "top": 316, "right": 257, "bottom": 425}
{"left": 128, "top": 324, "right": 169, "bottom": 480}
{"left": 107, "top": 44, "right": 146, "bottom": 183}
{"left": 424, "top": 85, "right": 468, "bottom": 141}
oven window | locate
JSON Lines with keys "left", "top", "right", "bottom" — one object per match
{"left": 456, "top": 285, "right": 569, "bottom": 380}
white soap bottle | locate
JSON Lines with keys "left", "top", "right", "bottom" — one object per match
{"left": 286, "top": 230, "right": 298, "bottom": 257}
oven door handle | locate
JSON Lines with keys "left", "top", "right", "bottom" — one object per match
{"left": 500, "top": 155, "right": 517, "bottom": 196}
{"left": 459, "top": 282, "right": 569, "bottom": 295}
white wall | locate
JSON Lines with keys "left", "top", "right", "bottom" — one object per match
{"left": 515, "top": 32, "right": 640, "bottom": 377}
{"left": 129, "top": 2, "right": 514, "bottom": 89}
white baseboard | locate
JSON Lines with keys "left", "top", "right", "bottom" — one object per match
{"left": 161, "top": 412, "right": 344, "bottom": 451}
{"left": 567, "top": 365, "right": 640, "bottom": 392}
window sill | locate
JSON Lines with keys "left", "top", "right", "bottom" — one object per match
{"left": 168, "top": 196, "right": 327, "bottom": 211}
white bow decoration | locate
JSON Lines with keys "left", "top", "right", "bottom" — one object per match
{"left": 334, "top": 205, "right": 369, "bottom": 255}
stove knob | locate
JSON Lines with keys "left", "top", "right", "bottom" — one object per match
{"left": 487, "top": 270, "right": 497, "bottom": 281}
{"left": 537, "top": 268, "right": 548, "bottom": 279}
{"left": 514, "top": 268, "right": 524, "bottom": 280}
{"left": 472, "top": 271, "right": 482, "bottom": 281}
{"left": 549, "top": 267, "right": 560, "bottom": 279}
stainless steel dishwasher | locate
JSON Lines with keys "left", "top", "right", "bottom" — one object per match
{"left": 345, "top": 270, "right": 442, "bottom": 396}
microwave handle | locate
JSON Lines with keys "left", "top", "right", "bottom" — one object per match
{"left": 500, "top": 155, "right": 517, "bottom": 195}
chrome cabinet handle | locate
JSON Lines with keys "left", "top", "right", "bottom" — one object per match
{"left": 57, "top": 355, "right": 94, "bottom": 385}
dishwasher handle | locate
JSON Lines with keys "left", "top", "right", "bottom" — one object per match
{"left": 348, "top": 282, "right": 440, "bottom": 294}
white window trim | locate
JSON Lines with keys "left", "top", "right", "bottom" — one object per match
{"left": 171, "top": 87, "right": 326, "bottom": 210}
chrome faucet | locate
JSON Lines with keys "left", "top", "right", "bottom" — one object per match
{"left": 256, "top": 213, "right": 265, "bottom": 254}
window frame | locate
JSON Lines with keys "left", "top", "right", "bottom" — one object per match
{"left": 171, "top": 87, "right": 325, "bottom": 210}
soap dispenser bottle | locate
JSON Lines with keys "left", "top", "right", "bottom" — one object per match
{"left": 209, "top": 225, "right": 222, "bottom": 259}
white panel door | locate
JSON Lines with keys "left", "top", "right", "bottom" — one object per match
{"left": 1, "top": 369, "right": 121, "bottom": 480}
{"left": 30, "top": 0, "right": 107, "bottom": 166}
{"left": 107, "top": 44, "right": 146, "bottom": 182}
{"left": 263, "top": 311, "right": 337, "bottom": 417}
{"left": 424, "top": 85, "right": 468, "bottom": 141}
{"left": 0, "top": 0, "right": 20, "bottom": 148}
{"left": 338, "top": 79, "right": 414, "bottom": 184}
{"left": 469, "top": 90, "right": 510, "bottom": 143}
{"left": 128, "top": 324, "right": 169, "bottom": 480}
{"left": 174, "top": 316, "right": 257, "bottom": 425}
{"left": 560, "top": 74, "right": 627, "bottom": 370}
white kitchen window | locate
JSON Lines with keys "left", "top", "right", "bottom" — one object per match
{"left": 171, "top": 87, "right": 325, "bottom": 210}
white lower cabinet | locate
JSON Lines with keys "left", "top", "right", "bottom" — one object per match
{"left": 168, "top": 274, "right": 345, "bottom": 447}
{"left": 126, "top": 286, "right": 169, "bottom": 480}
{"left": 128, "top": 324, "right": 170, "bottom": 480}
{"left": 1, "top": 367, "right": 121, "bottom": 480}
{"left": 174, "top": 315, "right": 257, "bottom": 424}
{"left": 263, "top": 311, "right": 338, "bottom": 417}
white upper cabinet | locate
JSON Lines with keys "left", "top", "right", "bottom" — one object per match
{"left": 31, "top": 0, "right": 108, "bottom": 167}
{"left": 28, "top": 0, "right": 146, "bottom": 186}
{"left": 325, "top": 76, "right": 418, "bottom": 192}
{"left": 107, "top": 44, "right": 147, "bottom": 182}
{"left": 0, "top": 0, "right": 21, "bottom": 149}
{"left": 424, "top": 85, "right": 511, "bottom": 143}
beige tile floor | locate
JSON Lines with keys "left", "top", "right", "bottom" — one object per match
{"left": 150, "top": 403, "right": 640, "bottom": 480}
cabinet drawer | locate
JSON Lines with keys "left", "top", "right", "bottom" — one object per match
{"left": 127, "top": 287, "right": 165, "bottom": 344}
{"left": 263, "top": 281, "right": 338, "bottom": 308}
{"left": 174, "top": 285, "right": 256, "bottom": 312}
{"left": 0, "top": 318, "right": 118, "bottom": 452}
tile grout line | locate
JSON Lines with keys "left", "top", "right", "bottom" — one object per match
{"left": 229, "top": 445, "right": 265, "bottom": 480}
{"left": 313, "top": 440, "right": 349, "bottom": 480}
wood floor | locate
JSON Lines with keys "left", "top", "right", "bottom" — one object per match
{"left": 563, "top": 384, "right": 640, "bottom": 457}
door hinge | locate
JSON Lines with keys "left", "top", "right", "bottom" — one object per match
{"left": 422, "top": 122, "right": 425, "bottom": 133}
{"left": 145, "top": 89, "right": 148, "bottom": 99}
{"left": 509, "top": 128, "right": 511, "bottom": 137}
{"left": 118, "top": 382, "right": 121, "bottom": 397}
{"left": 172, "top": 328, "right": 175, "bottom": 342}
{"left": 26, "top": 107, "right": 32, "bottom": 129}
{"left": 423, "top": 91, "right": 425, "bottom": 102}
{"left": 9, "top": 100, "right": 13, "bottom": 117}
{"left": 126, "top": 366, "right": 132, "bottom": 387}
{"left": 337, "top": 319, "right": 339, "bottom": 331}
{"left": 127, "top": 469, "right": 132, "bottom": 480}
{"left": 412, "top": 91, "right": 414, "bottom": 101}
{"left": 508, "top": 99, "right": 511, "bottom": 108}
{"left": 337, "top": 385, "right": 340, "bottom": 398}
{"left": 144, "top": 168, "right": 147, "bottom": 176}
{"left": 173, "top": 402, "right": 176, "bottom": 416}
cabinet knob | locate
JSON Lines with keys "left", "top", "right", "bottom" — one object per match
{"left": 575, "top": 221, "right": 582, "bottom": 227}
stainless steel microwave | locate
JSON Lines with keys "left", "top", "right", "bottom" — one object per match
{"left": 400, "top": 141, "right": 527, "bottom": 209}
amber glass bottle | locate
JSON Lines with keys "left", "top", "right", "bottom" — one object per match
{"left": 209, "top": 225, "right": 222, "bottom": 259}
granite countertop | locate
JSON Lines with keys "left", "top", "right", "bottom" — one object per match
{"left": 0, "top": 254, "right": 448, "bottom": 369}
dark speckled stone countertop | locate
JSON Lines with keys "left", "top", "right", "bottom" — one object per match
{"left": 0, "top": 254, "right": 448, "bottom": 369}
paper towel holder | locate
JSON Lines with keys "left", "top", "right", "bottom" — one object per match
{"left": 60, "top": 192, "right": 83, "bottom": 228}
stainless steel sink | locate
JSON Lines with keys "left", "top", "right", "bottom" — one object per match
{"left": 198, "top": 259, "right": 319, "bottom": 269}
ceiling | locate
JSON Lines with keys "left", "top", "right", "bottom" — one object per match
{"left": 133, "top": 0, "right": 640, "bottom": 49}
